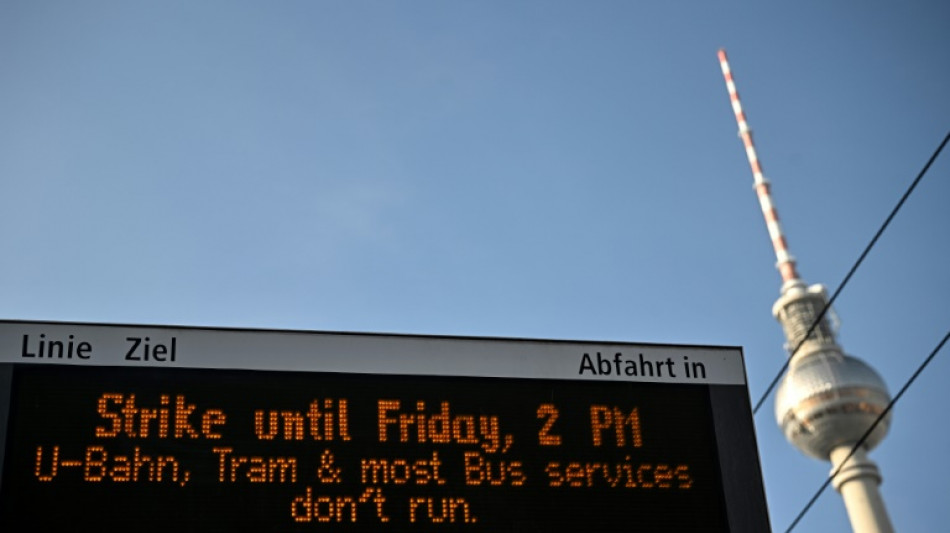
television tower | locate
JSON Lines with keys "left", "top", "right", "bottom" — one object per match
{"left": 717, "top": 49, "right": 895, "bottom": 533}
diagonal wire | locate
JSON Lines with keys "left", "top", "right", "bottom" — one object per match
{"left": 752, "top": 131, "right": 950, "bottom": 415}
{"left": 783, "top": 328, "right": 950, "bottom": 532}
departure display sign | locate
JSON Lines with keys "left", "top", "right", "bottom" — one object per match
{"left": 0, "top": 321, "right": 770, "bottom": 532}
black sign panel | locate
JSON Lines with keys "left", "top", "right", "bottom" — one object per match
{"left": 0, "top": 321, "right": 770, "bottom": 532}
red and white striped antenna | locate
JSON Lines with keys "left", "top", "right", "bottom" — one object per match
{"left": 717, "top": 49, "right": 802, "bottom": 290}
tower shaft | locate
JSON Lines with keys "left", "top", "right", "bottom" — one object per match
{"left": 830, "top": 446, "right": 894, "bottom": 533}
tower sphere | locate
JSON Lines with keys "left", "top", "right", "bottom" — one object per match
{"left": 775, "top": 351, "right": 891, "bottom": 459}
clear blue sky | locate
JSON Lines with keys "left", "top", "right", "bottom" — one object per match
{"left": 1, "top": 2, "right": 948, "bottom": 531}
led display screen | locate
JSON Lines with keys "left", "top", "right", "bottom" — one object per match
{"left": 0, "top": 321, "right": 769, "bottom": 532}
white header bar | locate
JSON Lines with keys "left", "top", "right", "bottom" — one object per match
{"left": 0, "top": 321, "right": 747, "bottom": 385}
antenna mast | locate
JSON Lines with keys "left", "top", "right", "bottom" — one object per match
{"left": 717, "top": 49, "right": 801, "bottom": 292}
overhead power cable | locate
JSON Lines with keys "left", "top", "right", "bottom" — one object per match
{"left": 752, "top": 130, "right": 950, "bottom": 416}
{"left": 783, "top": 328, "right": 950, "bottom": 532}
